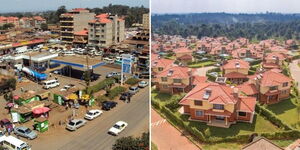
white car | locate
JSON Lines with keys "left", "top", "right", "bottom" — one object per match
{"left": 84, "top": 109, "right": 103, "bottom": 120}
{"left": 138, "top": 81, "right": 148, "bottom": 88}
{"left": 63, "top": 51, "right": 75, "bottom": 56}
{"left": 108, "top": 121, "right": 128, "bottom": 136}
{"left": 60, "top": 84, "right": 75, "bottom": 91}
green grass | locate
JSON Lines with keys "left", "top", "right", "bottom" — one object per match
{"left": 272, "top": 139, "right": 294, "bottom": 148}
{"left": 151, "top": 142, "right": 158, "bottom": 150}
{"left": 203, "top": 143, "right": 242, "bottom": 150}
{"left": 266, "top": 97, "right": 300, "bottom": 128}
{"left": 188, "top": 61, "right": 216, "bottom": 68}
{"left": 164, "top": 55, "right": 176, "bottom": 60}
{"left": 176, "top": 112, "right": 280, "bottom": 138}
{"left": 152, "top": 90, "right": 281, "bottom": 138}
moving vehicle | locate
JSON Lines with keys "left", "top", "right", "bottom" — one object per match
{"left": 106, "top": 72, "right": 120, "bottom": 78}
{"left": 138, "top": 81, "right": 148, "bottom": 88}
{"left": 84, "top": 109, "right": 103, "bottom": 120}
{"left": 119, "top": 92, "right": 132, "bottom": 101}
{"left": 0, "top": 135, "right": 31, "bottom": 150}
{"left": 108, "top": 121, "right": 128, "bottom": 136}
{"left": 129, "top": 86, "right": 139, "bottom": 95}
{"left": 14, "top": 126, "right": 37, "bottom": 140}
{"left": 22, "top": 67, "right": 48, "bottom": 81}
{"left": 66, "top": 119, "right": 87, "bottom": 131}
{"left": 102, "top": 101, "right": 118, "bottom": 111}
{"left": 0, "top": 119, "right": 13, "bottom": 131}
{"left": 42, "top": 79, "right": 60, "bottom": 89}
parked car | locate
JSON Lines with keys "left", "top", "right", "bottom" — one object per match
{"left": 102, "top": 101, "right": 118, "bottom": 111}
{"left": 14, "top": 126, "right": 37, "bottom": 140}
{"left": 63, "top": 51, "right": 75, "bottom": 56}
{"left": 103, "top": 57, "right": 114, "bottom": 64}
{"left": 60, "top": 84, "right": 75, "bottom": 91}
{"left": 108, "top": 121, "right": 128, "bottom": 136}
{"left": 0, "top": 119, "right": 13, "bottom": 131}
{"left": 120, "top": 92, "right": 132, "bottom": 101}
{"left": 129, "top": 86, "right": 139, "bottom": 95}
{"left": 106, "top": 72, "right": 119, "bottom": 78}
{"left": 84, "top": 109, "right": 103, "bottom": 120}
{"left": 66, "top": 119, "right": 87, "bottom": 131}
{"left": 138, "top": 81, "right": 148, "bottom": 88}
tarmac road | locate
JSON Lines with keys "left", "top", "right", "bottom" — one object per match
{"left": 30, "top": 86, "right": 149, "bottom": 150}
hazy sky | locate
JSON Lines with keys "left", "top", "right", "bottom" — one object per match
{"left": 0, "top": 0, "right": 149, "bottom": 13}
{"left": 152, "top": 0, "right": 300, "bottom": 14}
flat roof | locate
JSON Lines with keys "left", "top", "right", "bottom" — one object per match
{"left": 51, "top": 55, "right": 106, "bottom": 69}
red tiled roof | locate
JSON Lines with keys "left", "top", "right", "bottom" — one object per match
{"left": 238, "top": 97, "right": 256, "bottom": 112}
{"left": 74, "top": 29, "right": 88, "bottom": 36}
{"left": 265, "top": 52, "right": 286, "bottom": 61}
{"left": 89, "top": 18, "right": 112, "bottom": 24}
{"left": 156, "top": 66, "right": 192, "bottom": 79}
{"left": 96, "top": 13, "right": 109, "bottom": 18}
{"left": 179, "top": 83, "right": 238, "bottom": 105}
{"left": 237, "top": 83, "right": 258, "bottom": 95}
{"left": 152, "top": 58, "right": 174, "bottom": 69}
{"left": 33, "top": 16, "right": 45, "bottom": 21}
{"left": 178, "top": 54, "right": 193, "bottom": 60}
{"left": 222, "top": 59, "right": 250, "bottom": 69}
{"left": 260, "top": 70, "right": 292, "bottom": 87}
{"left": 192, "top": 76, "right": 207, "bottom": 85}
{"left": 224, "top": 72, "right": 247, "bottom": 79}
{"left": 173, "top": 47, "right": 192, "bottom": 54}
{"left": 71, "top": 8, "right": 87, "bottom": 12}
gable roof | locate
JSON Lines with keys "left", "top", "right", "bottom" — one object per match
{"left": 222, "top": 59, "right": 250, "bottom": 70}
{"left": 173, "top": 47, "right": 192, "bottom": 54}
{"left": 179, "top": 83, "right": 238, "bottom": 105}
{"left": 152, "top": 58, "right": 174, "bottom": 69}
{"left": 156, "top": 66, "right": 193, "bottom": 79}
{"left": 260, "top": 70, "right": 292, "bottom": 87}
{"left": 242, "top": 137, "right": 283, "bottom": 150}
{"left": 238, "top": 96, "right": 256, "bottom": 112}
{"left": 237, "top": 83, "right": 258, "bottom": 96}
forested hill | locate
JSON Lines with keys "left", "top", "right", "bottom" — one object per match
{"left": 152, "top": 13, "right": 300, "bottom": 41}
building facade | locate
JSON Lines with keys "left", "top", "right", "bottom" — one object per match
{"left": 60, "top": 8, "right": 95, "bottom": 44}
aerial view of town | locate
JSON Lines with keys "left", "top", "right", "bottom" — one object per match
{"left": 0, "top": 0, "right": 149, "bottom": 150}
{"left": 151, "top": 0, "right": 300, "bottom": 150}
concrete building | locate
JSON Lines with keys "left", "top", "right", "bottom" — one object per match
{"left": 88, "top": 14, "right": 125, "bottom": 48}
{"left": 142, "top": 13, "right": 149, "bottom": 30}
{"left": 60, "top": 8, "right": 95, "bottom": 44}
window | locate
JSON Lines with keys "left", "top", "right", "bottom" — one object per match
{"left": 269, "top": 86, "right": 278, "bottom": 91}
{"left": 281, "top": 90, "right": 288, "bottom": 95}
{"left": 158, "top": 67, "right": 163, "bottom": 71}
{"left": 102, "top": 29, "right": 105, "bottom": 33}
{"left": 283, "top": 82, "right": 288, "bottom": 87}
{"left": 195, "top": 110, "right": 203, "bottom": 116}
{"left": 173, "top": 79, "right": 182, "bottom": 83}
{"left": 238, "top": 111, "right": 247, "bottom": 117}
{"left": 162, "top": 85, "right": 168, "bottom": 89}
{"left": 194, "top": 100, "right": 203, "bottom": 106}
{"left": 213, "top": 104, "right": 224, "bottom": 110}
{"left": 161, "top": 77, "right": 167, "bottom": 82}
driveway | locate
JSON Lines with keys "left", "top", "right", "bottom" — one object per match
{"left": 151, "top": 109, "right": 200, "bottom": 150}
{"left": 194, "top": 66, "right": 216, "bottom": 76}
{"left": 289, "top": 60, "right": 300, "bottom": 90}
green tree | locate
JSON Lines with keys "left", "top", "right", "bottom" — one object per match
{"left": 41, "top": 23, "right": 48, "bottom": 31}
{"left": 112, "top": 132, "right": 149, "bottom": 150}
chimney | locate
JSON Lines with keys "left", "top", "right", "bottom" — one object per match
{"left": 233, "top": 88, "right": 239, "bottom": 98}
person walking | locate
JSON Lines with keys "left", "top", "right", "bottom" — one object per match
{"left": 128, "top": 95, "right": 131, "bottom": 103}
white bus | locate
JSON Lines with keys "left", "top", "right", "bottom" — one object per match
{"left": 0, "top": 136, "right": 31, "bottom": 150}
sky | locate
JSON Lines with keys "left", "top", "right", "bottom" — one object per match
{"left": 152, "top": 0, "right": 300, "bottom": 14}
{"left": 0, "top": 0, "right": 149, "bottom": 13}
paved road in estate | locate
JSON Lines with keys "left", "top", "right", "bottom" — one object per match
{"left": 151, "top": 109, "right": 200, "bottom": 150}
{"left": 289, "top": 60, "right": 300, "bottom": 91}
{"left": 30, "top": 86, "right": 149, "bottom": 150}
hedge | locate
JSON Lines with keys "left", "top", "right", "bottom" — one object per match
{"left": 207, "top": 67, "right": 221, "bottom": 73}
{"left": 292, "top": 55, "right": 300, "bottom": 60}
{"left": 125, "top": 78, "right": 140, "bottom": 85}
{"left": 249, "top": 59, "right": 262, "bottom": 66}
{"left": 87, "top": 78, "right": 116, "bottom": 94}
{"left": 255, "top": 104, "right": 292, "bottom": 130}
{"left": 108, "top": 86, "right": 126, "bottom": 99}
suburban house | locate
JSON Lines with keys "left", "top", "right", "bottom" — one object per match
{"left": 151, "top": 57, "right": 175, "bottom": 76}
{"left": 242, "top": 137, "right": 283, "bottom": 150}
{"left": 262, "top": 52, "right": 286, "bottom": 70}
{"left": 173, "top": 47, "right": 193, "bottom": 65}
{"left": 155, "top": 66, "right": 206, "bottom": 94}
{"left": 222, "top": 59, "right": 250, "bottom": 84}
{"left": 179, "top": 83, "right": 256, "bottom": 128}
{"left": 249, "top": 70, "right": 292, "bottom": 104}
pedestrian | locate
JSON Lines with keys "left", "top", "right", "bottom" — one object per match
{"left": 128, "top": 96, "right": 131, "bottom": 103}
{"left": 49, "top": 73, "right": 52, "bottom": 78}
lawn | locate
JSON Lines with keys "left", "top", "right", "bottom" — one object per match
{"left": 164, "top": 55, "right": 176, "bottom": 60}
{"left": 203, "top": 143, "right": 242, "bottom": 150}
{"left": 272, "top": 139, "right": 294, "bottom": 148}
{"left": 188, "top": 61, "right": 216, "bottom": 68}
{"left": 151, "top": 142, "right": 158, "bottom": 150}
{"left": 266, "top": 97, "right": 300, "bottom": 128}
{"left": 152, "top": 91, "right": 281, "bottom": 138}
{"left": 176, "top": 112, "right": 280, "bottom": 138}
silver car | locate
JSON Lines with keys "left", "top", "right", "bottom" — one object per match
{"left": 66, "top": 119, "right": 87, "bottom": 131}
{"left": 14, "top": 126, "right": 37, "bottom": 140}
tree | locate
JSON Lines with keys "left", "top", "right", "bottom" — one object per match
{"left": 41, "top": 23, "right": 48, "bottom": 31}
{"left": 112, "top": 132, "right": 149, "bottom": 150}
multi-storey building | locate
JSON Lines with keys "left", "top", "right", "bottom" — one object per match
{"left": 88, "top": 13, "right": 125, "bottom": 48}
{"left": 60, "top": 8, "right": 95, "bottom": 44}
{"left": 179, "top": 83, "right": 256, "bottom": 128}
{"left": 0, "top": 16, "right": 19, "bottom": 27}
{"left": 142, "top": 13, "right": 149, "bottom": 30}
{"left": 262, "top": 52, "right": 287, "bottom": 70}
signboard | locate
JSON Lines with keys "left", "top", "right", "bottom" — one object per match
{"left": 122, "top": 54, "right": 132, "bottom": 74}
